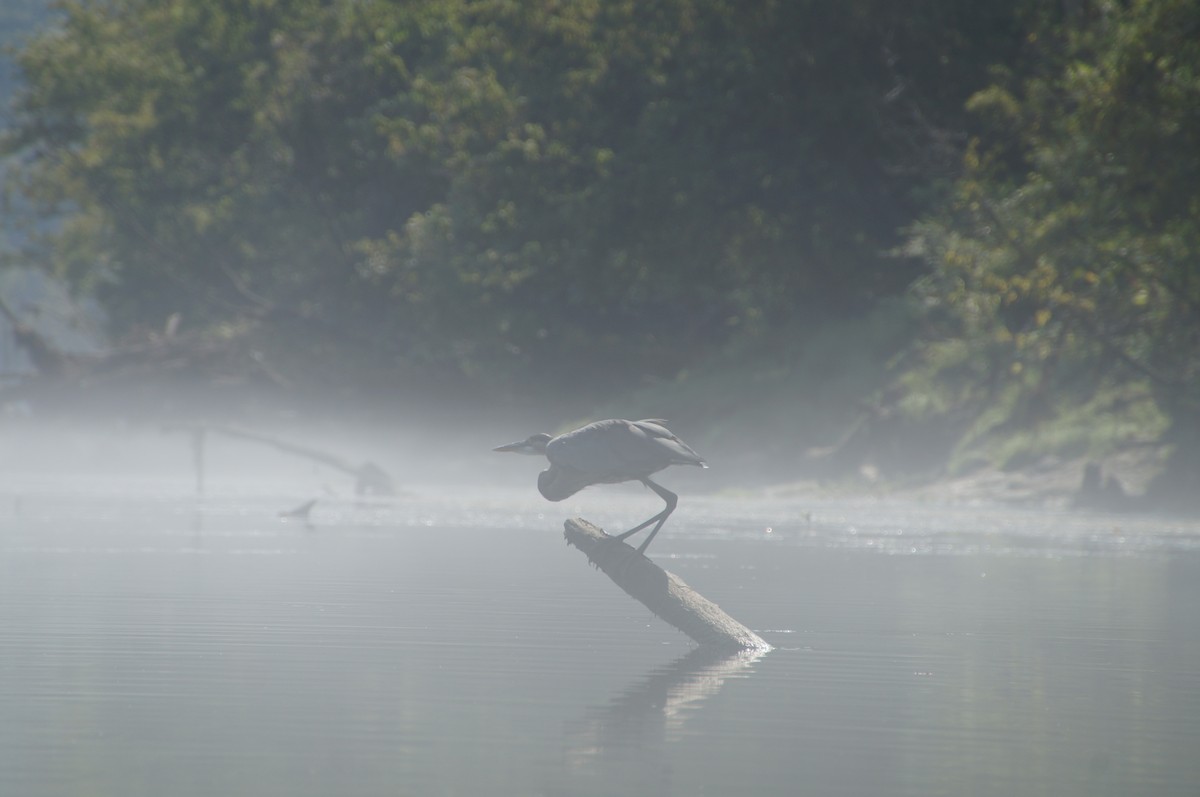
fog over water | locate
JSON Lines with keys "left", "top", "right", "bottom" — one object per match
{"left": 2, "top": 420, "right": 1198, "bottom": 796}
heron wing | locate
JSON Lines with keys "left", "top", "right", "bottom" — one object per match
{"left": 546, "top": 420, "right": 631, "bottom": 477}
{"left": 547, "top": 419, "right": 705, "bottom": 481}
{"left": 633, "top": 420, "right": 707, "bottom": 467}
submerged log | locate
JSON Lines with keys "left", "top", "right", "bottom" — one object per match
{"left": 165, "top": 423, "right": 395, "bottom": 496}
{"left": 564, "top": 518, "right": 769, "bottom": 653}
{"left": 206, "top": 425, "right": 395, "bottom": 495}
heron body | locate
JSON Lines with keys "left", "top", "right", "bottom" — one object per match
{"left": 494, "top": 419, "right": 706, "bottom": 554}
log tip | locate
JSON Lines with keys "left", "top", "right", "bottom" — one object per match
{"left": 563, "top": 516, "right": 612, "bottom": 546}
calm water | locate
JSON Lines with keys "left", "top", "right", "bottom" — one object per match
{"left": 2, "top": 480, "right": 1199, "bottom": 797}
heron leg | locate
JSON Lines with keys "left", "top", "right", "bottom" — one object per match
{"left": 613, "top": 478, "right": 678, "bottom": 555}
{"left": 612, "top": 505, "right": 666, "bottom": 539}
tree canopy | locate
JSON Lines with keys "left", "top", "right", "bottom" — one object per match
{"left": 3, "top": 0, "right": 1025, "bottom": 392}
{"left": 3, "top": 0, "right": 1196, "bottom": 496}
{"left": 905, "top": 0, "right": 1200, "bottom": 490}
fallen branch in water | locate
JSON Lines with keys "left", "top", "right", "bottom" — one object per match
{"left": 564, "top": 518, "right": 769, "bottom": 653}
{"left": 164, "top": 423, "right": 395, "bottom": 496}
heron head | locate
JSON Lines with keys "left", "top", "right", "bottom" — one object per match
{"left": 493, "top": 433, "right": 552, "bottom": 456}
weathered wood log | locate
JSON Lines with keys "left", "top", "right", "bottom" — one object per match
{"left": 165, "top": 423, "right": 395, "bottom": 496}
{"left": 564, "top": 518, "right": 769, "bottom": 653}
{"left": 207, "top": 425, "right": 395, "bottom": 495}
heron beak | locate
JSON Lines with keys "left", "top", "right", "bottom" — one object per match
{"left": 493, "top": 441, "right": 530, "bottom": 453}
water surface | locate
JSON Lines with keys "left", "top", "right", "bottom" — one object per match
{"left": 2, "top": 483, "right": 1198, "bottom": 796}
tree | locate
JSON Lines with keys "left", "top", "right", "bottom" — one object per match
{"left": 906, "top": 0, "right": 1200, "bottom": 497}
{"left": 4, "top": 0, "right": 1032, "bottom": 402}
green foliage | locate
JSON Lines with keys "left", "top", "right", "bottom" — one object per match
{"left": 2, "top": 0, "right": 1029, "bottom": 397}
{"left": 8, "top": 0, "right": 1194, "bottom": 494}
{"left": 906, "top": 0, "right": 1200, "bottom": 463}
{"left": 980, "top": 381, "right": 1168, "bottom": 472}
{"left": 6, "top": 0, "right": 464, "bottom": 355}
{"left": 0, "top": 0, "right": 55, "bottom": 252}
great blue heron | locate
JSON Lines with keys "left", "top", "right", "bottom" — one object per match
{"left": 494, "top": 418, "right": 707, "bottom": 554}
